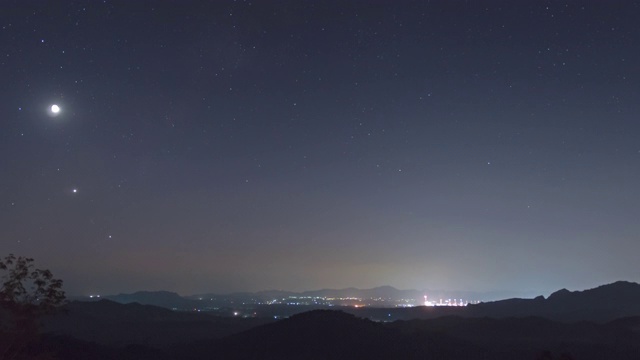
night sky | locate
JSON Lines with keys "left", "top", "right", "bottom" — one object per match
{"left": 2, "top": 1, "right": 639, "bottom": 296}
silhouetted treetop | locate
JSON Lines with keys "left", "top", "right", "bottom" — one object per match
{"left": 0, "top": 254, "right": 66, "bottom": 316}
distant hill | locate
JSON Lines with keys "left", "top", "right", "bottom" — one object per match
{"left": 169, "top": 310, "right": 640, "bottom": 360}
{"left": 88, "top": 281, "right": 640, "bottom": 323}
{"left": 190, "top": 286, "right": 523, "bottom": 303}
{"left": 189, "top": 286, "right": 418, "bottom": 302}
{"left": 95, "top": 286, "right": 489, "bottom": 312}
{"left": 103, "top": 291, "right": 200, "bottom": 310}
{"left": 42, "top": 300, "right": 273, "bottom": 347}
{"left": 23, "top": 309, "right": 640, "bottom": 360}
{"left": 26, "top": 282, "right": 640, "bottom": 360}
{"left": 297, "top": 285, "right": 423, "bottom": 300}
{"left": 172, "top": 310, "right": 486, "bottom": 360}
{"left": 468, "top": 281, "right": 640, "bottom": 322}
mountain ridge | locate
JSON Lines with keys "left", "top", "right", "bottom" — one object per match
{"left": 469, "top": 280, "right": 640, "bottom": 322}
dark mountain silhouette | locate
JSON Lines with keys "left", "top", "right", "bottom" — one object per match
{"left": 469, "top": 281, "right": 640, "bottom": 322}
{"left": 94, "top": 286, "right": 539, "bottom": 317}
{"left": 18, "top": 310, "right": 640, "bottom": 360}
{"left": 172, "top": 310, "right": 487, "bottom": 360}
{"left": 80, "top": 281, "right": 640, "bottom": 324}
{"left": 169, "top": 310, "right": 640, "bottom": 360}
{"left": 41, "top": 300, "right": 273, "bottom": 347}
{"left": 13, "top": 281, "right": 640, "bottom": 360}
{"left": 188, "top": 286, "right": 420, "bottom": 303}
{"left": 103, "top": 290, "right": 199, "bottom": 310}
{"left": 298, "top": 285, "right": 422, "bottom": 300}
{"left": 190, "top": 285, "right": 522, "bottom": 304}
{"left": 23, "top": 281, "right": 640, "bottom": 359}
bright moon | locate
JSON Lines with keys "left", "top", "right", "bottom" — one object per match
{"left": 51, "top": 104, "right": 60, "bottom": 113}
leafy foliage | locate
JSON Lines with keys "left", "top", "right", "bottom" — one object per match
{"left": 0, "top": 255, "right": 66, "bottom": 359}
{"left": 0, "top": 254, "right": 65, "bottom": 319}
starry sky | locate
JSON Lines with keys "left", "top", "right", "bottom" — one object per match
{"left": 1, "top": 1, "right": 639, "bottom": 297}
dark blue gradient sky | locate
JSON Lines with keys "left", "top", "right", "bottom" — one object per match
{"left": 2, "top": 1, "right": 639, "bottom": 296}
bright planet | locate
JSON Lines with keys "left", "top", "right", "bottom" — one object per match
{"left": 50, "top": 104, "right": 60, "bottom": 113}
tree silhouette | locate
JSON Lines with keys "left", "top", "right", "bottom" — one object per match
{"left": 1, "top": 254, "right": 66, "bottom": 360}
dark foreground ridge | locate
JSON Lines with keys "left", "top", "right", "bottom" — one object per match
{"left": 9, "top": 308, "right": 640, "bottom": 360}
{"left": 41, "top": 299, "right": 272, "bottom": 347}
{"left": 4, "top": 281, "right": 640, "bottom": 359}
{"left": 187, "top": 310, "right": 640, "bottom": 360}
